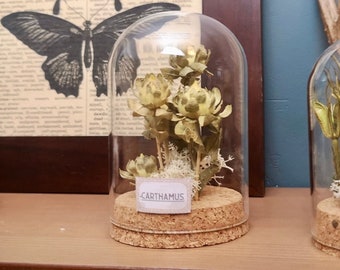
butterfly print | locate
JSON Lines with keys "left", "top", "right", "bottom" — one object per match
{"left": 1, "top": 3, "right": 180, "bottom": 97}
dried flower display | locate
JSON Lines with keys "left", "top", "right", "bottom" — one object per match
{"left": 311, "top": 55, "right": 340, "bottom": 199}
{"left": 119, "top": 45, "right": 233, "bottom": 199}
{"left": 109, "top": 12, "right": 249, "bottom": 248}
{"left": 309, "top": 42, "right": 340, "bottom": 257}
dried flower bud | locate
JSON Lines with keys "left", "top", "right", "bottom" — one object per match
{"left": 120, "top": 154, "right": 158, "bottom": 180}
{"left": 161, "top": 45, "right": 211, "bottom": 86}
{"left": 134, "top": 73, "right": 171, "bottom": 109}
{"left": 174, "top": 81, "right": 216, "bottom": 119}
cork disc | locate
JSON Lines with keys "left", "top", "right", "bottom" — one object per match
{"left": 110, "top": 186, "right": 249, "bottom": 248}
{"left": 312, "top": 197, "right": 340, "bottom": 257}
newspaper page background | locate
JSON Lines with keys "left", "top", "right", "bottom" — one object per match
{"left": 0, "top": 0, "right": 202, "bottom": 136}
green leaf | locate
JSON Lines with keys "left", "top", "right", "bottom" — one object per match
{"left": 127, "top": 99, "right": 138, "bottom": 111}
{"left": 155, "top": 108, "right": 172, "bottom": 119}
{"left": 203, "top": 132, "right": 220, "bottom": 154}
{"left": 198, "top": 115, "right": 215, "bottom": 127}
{"left": 199, "top": 163, "right": 220, "bottom": 189}
{"left": 334, "top": 103, "right": 340, "bottom": 137}
{"left": 219, "top": 104, "right": 232, "bottom": 118}
{"left": 190, "top": 62, "right": 207, "bottom": 73}
{"left": 174, "top": 120, "right": 203, "bottom": 145}
{"left": 171, "top": 114, "right": 184, "bottom": 122}
{"left": 160, "top": 67, "right": 179, "bottom": 80}
{"left": 179, "top": 66, "right": 194, "bottom": 77}
{"left": 142, "top": 130, "right": 153, "bottom": 140}
{"left": 177, "top": 57, "right": 189, "bottom": 68}
{"left": 119, "top": 169, "right": 135, "bottom": 181}
{"left": 128, "top": 99, "right": 152, "bottom": 117}
{"left": 134, "top": 106, "right": 152, "bottom": 117}
{"left": 313, "top": 101, "right": 333, "bottom": 138}
{"left": 212, "top": 87, "right": 222, "bottom": 104}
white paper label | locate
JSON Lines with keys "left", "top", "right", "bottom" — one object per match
{"left": 136, "top": 177, "right": 192, "bottom": 214}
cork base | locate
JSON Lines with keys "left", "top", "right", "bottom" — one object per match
{"left": 110, "top": 186, "right": 249, "bottom": 248}
{"left": 312, "top": 197, "right": 340, "bottom": 257}
{"left": 313, "top": 239, "right": 340, "bottom": 257}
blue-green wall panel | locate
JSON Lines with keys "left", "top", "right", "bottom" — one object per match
{"left": 262, "top": 0, "right": 328, "bottom": 186}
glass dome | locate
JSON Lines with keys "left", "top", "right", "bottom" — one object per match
{"left": 108, "top": 11, "right": 248, "bottom": 248}
{"left": 308, "top": 40, "right": 340, "bottom": 256}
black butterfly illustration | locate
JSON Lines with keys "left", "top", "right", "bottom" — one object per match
{"left": 1, "top": 3, "right": 180, "bottom": 97}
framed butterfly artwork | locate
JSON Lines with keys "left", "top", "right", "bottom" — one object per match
{"left": 0, "top": 0, "right": 264, "bottom": 196}
{"left": 0, "top": 0, "right": 202, "bottom": 193}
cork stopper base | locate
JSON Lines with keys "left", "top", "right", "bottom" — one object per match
{"left": 312, "top": 197, "right": 340, "bottom": 257}
{"left": 110, "top": 186, "right": 249, "bottom": 248}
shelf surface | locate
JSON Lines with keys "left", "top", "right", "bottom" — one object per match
{"left": 0, "top": 188, "right": 339, "bottom": 270}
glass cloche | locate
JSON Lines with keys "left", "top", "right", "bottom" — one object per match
{"left": 308, "top": 40, "right": 340, "bottom": 256}
{"left": 108, "top": 11, "right": 249, "bottom": 248}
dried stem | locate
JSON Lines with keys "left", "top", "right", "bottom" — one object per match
{"left": 163, "top": 139, "right": 170, "bottom": 167}
{"left": 332, "top": 139, "right": 340, "bottom": 179}
{"left": 194, "top": 149, "right": 201, "bottom": 201}
{"left": 156, "top": 137, "right": 164, "bottom": 170}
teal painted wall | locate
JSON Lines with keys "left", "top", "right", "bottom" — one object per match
{"left": 262, "top": 0, "right": 328, "bottom": 187}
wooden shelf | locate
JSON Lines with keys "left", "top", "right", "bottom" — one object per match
{"left": 0, "top": 188, "right": 339, "bottom": 269}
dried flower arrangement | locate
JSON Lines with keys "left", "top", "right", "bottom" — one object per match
{"left": 119, "top": 45, "right": 234, "bottom": 200}
{"left": 311, "top": 55, "right": 340, "bottom": 199}
{"left": 308, "top": 43, "right": 340, "bottom": 257}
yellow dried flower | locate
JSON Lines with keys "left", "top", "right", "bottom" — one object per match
{"left": 161, "top": 45, "right": 211, "bottom": 86}
{"left": 119, "top": 154, "right": 158, "bottom": 180}
{"left": 174, "top": 81, "right": 217, "bottom": 119}
{"left": 134, "top": 73, "right": 171, "bottom": 109}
